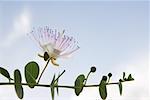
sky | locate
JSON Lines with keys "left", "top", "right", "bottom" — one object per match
{"left": 0, "top": 0, "right": 149, "bottom": 100}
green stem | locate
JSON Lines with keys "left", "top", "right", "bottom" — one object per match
{"left": 84, "top": 71, "right": 91, "bottom": 85}
{"left": 54, "top": 70, "right": 65, "bottom": 83}
{"left": 37, "top": 59, "right": 50, "bottom": 84}
{"left": 107, "top": 77, "right": 110, "bottom": 83}
{"left": 0, "top": 80, "right": 133, "bottom": 89}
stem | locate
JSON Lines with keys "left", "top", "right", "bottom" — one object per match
{"left": 84, "top": 71, "right": 91, "bottom": 85}
{"left": 0, "top": 80, "right": 133, "bottom": 89}
{"left": 54, "top": 70, "right": 65, "bottom": 83}
{"left": 107, "top": 77, "right": 110, "bottom": 83}
{"left": 37, "top": 59, "right": 50, "bottom": 84}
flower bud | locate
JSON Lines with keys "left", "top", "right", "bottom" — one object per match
{"left": 108, "top": 73, "right": 112, "bottom": 78}
{"left": 102, "top": 76, "right": 107, "bottom": 81}
{"left": 90, "top": 66, "right": 96, "bottom": 73}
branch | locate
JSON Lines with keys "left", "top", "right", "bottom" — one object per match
{"left": 0, "top": 79, "right": 133, "bottom": 89}
{"left": 37, "top": 59, "right": 50, "bottom": 84}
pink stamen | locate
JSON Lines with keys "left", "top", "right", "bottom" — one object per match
{"left": 30, "top": 26, "right": 79, "bottom": 58}
{"left": 59, "top": 36, "right": 72, "bottom": 50}
{"left": 60, "top": 46, "right": 80, "bottom": 57}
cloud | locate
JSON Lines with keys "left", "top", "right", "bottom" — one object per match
{"left": 0, "top": 8, "right": 31, "bottom": 47}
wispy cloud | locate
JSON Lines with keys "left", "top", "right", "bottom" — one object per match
{"left": 0, "top": 8, "right": 31, "bottom": 47}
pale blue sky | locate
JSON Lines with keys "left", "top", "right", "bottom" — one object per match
{"left": 0, "top": 1, "right": 149, "bottom": 100}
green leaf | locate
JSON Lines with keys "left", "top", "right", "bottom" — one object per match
{"left": 56, "top": 73, "right": 60, "bottom": 96}
{"left": 124, "top": 78, "right": 127, "bottom": 81}
{"left": 99, "top": 76, "right": 107, "bottom": 100}
{"left": 0, "top": 67, "right": 13, "bottom": 81}
{"left": 74, "top": 74, "right": 85, "bottom": 96}
{"left": 25, "top": 61, "right": 40, "bottom": 88}
{"left": 56, "top": 80, "right": 59, "bottom": 96}
{"left": 127, "top": 74, "right": 134, "bottom": 81}
{"left": 118, "top": 81, "right": 122, "bottom": 95}
{"left": 50, "top": 75, "right": 56, "bottom": 100}
{"left": 14, "top": 69, "right": 24, "bottom": 99}
{"left": 123, "top": 72, "right": 125, "bottom": 80}
{"left": 51, "top": 86, "right": 55, "bottom": 100}
{"left": 54, "top": 70, "right": 65, "bottom": 96}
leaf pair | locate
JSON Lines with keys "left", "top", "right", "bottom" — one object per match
{"left": 122, "top": 72, "right": 134, "bottom": 81}
{"left": 50, "top": 72, "right": 62, "bottom": 100}
{"left": 0, "top": 67, "right": 23, "bottom": 99}
{"left": 13, "top": 61, "right": 40, "bottom": 99}
{"left": 74, "top": 67, "right": 97, "bottom": 96}
{"left": 118, "top": 72, "right": 134, "bottom": 96}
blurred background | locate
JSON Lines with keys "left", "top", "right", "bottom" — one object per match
{"left": 0, "top": 0, "right": 149, "bottom": 100}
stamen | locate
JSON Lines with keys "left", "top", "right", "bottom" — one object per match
{"left": 51, "top": 57, "right": 59, "bottom": 66}
{"left": 29, "top": 26, "right": 79, "bottom": 60}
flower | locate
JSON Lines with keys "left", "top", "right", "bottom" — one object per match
{"left": 29, "top": 26, "right": 79, "bottom": 66}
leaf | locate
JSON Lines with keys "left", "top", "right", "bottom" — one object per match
{"left": 74, "top": 74, "right": 85, "bottom": 96}
{"left": 118, "top": 81, "right": 122, "bottom": 95}
{"left": 44, "top": 52, "right": 49, "bottom": 61}
{"left": 127, "top": 74, "right": 134, "bottom": 81}
{"left": 124, "top": 78, "right": 127, "bottom": 81}
{"left": 55, "top": 70, "right": 65, "bottom": 96}
{"left": 56, "top": 80, "right": 59, "bottom": 96}
{"left": 50, "top": 75, "right": 56, "bottom": 100}
{"left": 0, "top": 67, "right": 13, "bottom": 81}
{"left": 123, "top": 72, "right": 125, "bottom": 80}
{"left": 51, "top": 86, "right": 55, "bottom": 100}
{"left": 99, "top": 76, "right": 107, "bottom": 100}
{"left": 56, "top": 73, "right": 60, "bottom": 96}
{"left": 25, "top": 61, "right": 40, "bottom": 88}
{"left": 14, "top": 69, "right": 24, "bottom": 99}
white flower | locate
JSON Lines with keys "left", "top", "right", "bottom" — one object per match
{"left": 29, "top": 26, "right": 79, "bottom": 66}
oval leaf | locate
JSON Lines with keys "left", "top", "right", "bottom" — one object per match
{"left": 118, "top": 81, "right": 122, "bottom": 95}
{"left": 99, "top": 78, "right": 107, "bottom": 100}
{"left": 25, "top": 61, "right": 40, "bottom": 88}
{"left": 14, "top": 69, "right": 24, "bottom": 99}
{"left": 0, "top": 67, "right": 13, "bottom": 81}
{"left": 74, "top": 74, "right": 85, "bottom": 96}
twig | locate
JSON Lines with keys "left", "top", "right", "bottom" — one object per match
{"left": 0, "top": 80, "right": 133, "bottom": 89}
{"left": 37, "top": 59, "right": 50, "bottom": 84}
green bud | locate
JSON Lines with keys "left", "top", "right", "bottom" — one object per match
{"left": 90, "top": 66, "right": 96, "bottom": 73}
{"left": 108, "top": 73, "right": 112, "bottom": 78}
{"left": 102, "top": 76, "right": 107, "bottom": 81}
